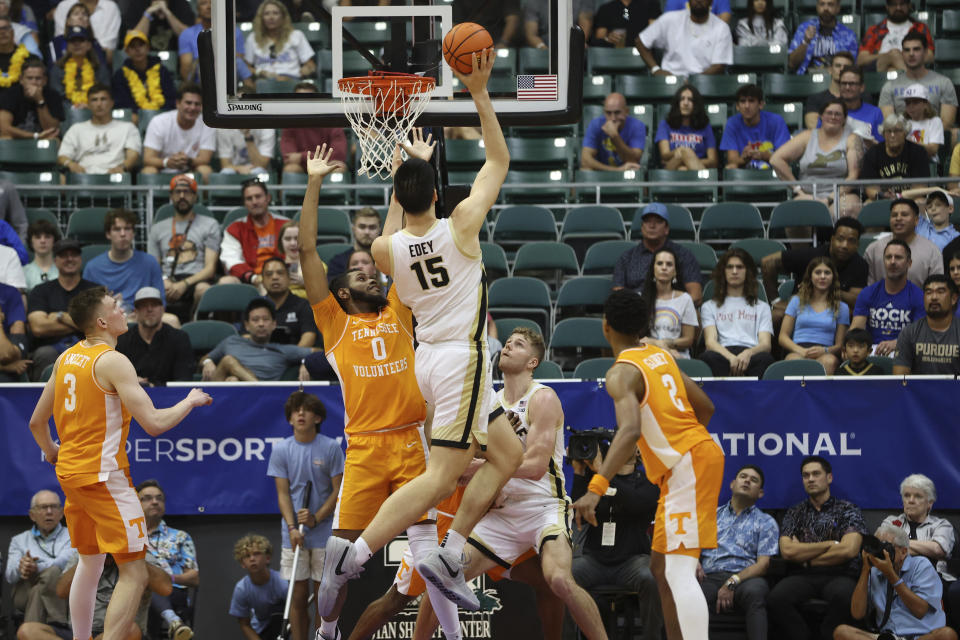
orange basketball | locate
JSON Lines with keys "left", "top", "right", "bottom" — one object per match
{"left": 443, "top": 22, "right": 493, "bottom": 75}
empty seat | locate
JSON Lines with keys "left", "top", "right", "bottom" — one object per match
{"left": 647, "top": 169, "right": 718, "bottom": 203}
{"left": 549, "top": 317, "right": 608, "bottom": 371}
{"left": 555, "top": 276, "right": 613, "bottom": 321}
{"left": 65, "top": 207, "right": 110, "bottom": 243}
{"left": 488, "top": 276, "right": 554, "bottom": 338}
{"left": 480, "top": 242, "right": 510, "bottom": 281}
{"left": 582, "top": 240, "right": 635, "bottom": 275}
{"left": 698, "top": 203, "right": 765, "bottom": 243}
{"left": 761, "top": 359, "right": 827, "bottom": 380}
{"left": 194, "top": 283, "right": 261, "bottom": 321}
{"left": 729, "top": 238, "right": 787, "bottom": 265}
{"left": 181, "top": 320, "right": 238, "bottom": 355}
{"left": 573, "top": 357, "right": 616, "bottom": 379}
{"left": 494, "top": 317, "right": 542, "bottom": 340}
{"left": 491, "top": 205, "right": 558, "bottom": 252}
{"left": 561, "top": 205, "right": 626, "bottom": 261}
{"left": 768, "top": 200, "right": 834, "bottom": 239}
{"left": 512, "top": 242, "right": 580, "bottom": 290}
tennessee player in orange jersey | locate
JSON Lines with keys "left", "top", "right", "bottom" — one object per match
{"left": 27, "top": 286, "right": 211, "bottom": 640}
{"left": 573, "top": 289, "right": 724, "bottom": 640}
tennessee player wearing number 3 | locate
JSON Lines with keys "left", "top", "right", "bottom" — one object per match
{"left": 573, "top": 289, "right": 724, "bottom": 640}
{"left": 27, "top": 286, "right": 211, "bottom": 640}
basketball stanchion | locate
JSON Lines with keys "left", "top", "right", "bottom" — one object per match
{"left": 279, "top": 480, "right": 312, "bottom": 640}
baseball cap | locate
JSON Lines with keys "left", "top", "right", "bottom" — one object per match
{"left": 901, "top": 84, "right": 929, "bottom": 101}
{"left": 123, "top": 30, "right": 148, "bottom": 48}
{"left": 66, "top": 25, "right": 90, "bottom": 40}
{"left": 640, "top": 202, "right": 670, "bottom": 224}
{"left": 926, "top": 189, "right": 954, "bottom": 208}
{"left": 170, "top": 174, "right": 197, "bottom": 192}
{"left": 134, "top": 287, "right": 163, "bottom": 304}
{"left": 53, "top": 238, "right": 82, "bottom": 256}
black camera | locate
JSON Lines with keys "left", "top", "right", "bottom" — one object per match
{"left": 567, "top": 428, "right": 616, "bottom": 462}
{"left": 861, "top": 534, "right": 896, "bottom": 560}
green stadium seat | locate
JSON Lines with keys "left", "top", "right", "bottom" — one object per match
{"left": 80, "top": 243, "right": 109, "bottom": 265}
{"left": 194, "top": 283, "right": 261, "bottom": 321}
{"left": 153, "top": 202, "right": 213, "bottom": 223}
{"left": 761, "top": 359, "right": 827, "bottom": 380}
{"left": 501, "top": 170, "right": 570, "bottom": 205}
{"left": 573, "top": 357, "right": 616, "bottom": 379}
{"left": 768, "top": 200, "right": 835, "bottom": 239}
{"left": 865, "top": 355, "right": 893, "bottom": 374}
{"left": 0, "top": 139, "right": 58, "bottom": 171}
{"left": 555, "top": 276, "right": 613, "bottom": 321}
{"left": 721, "top": 168, "right": 787, "bottom": 203}
{"left": 491, "top": 205, "right": 558, "bottom": 252}
{"left": 66, "top": 207, "right": 110, "bottom": 243}
{"left": 533, "top": 360, "right": 565, "bottom": 380}
{"left": 582, "top": 75, "right": 613, "bottom": 104}
{"left": 519, "top": 47, "right": 549, "bottom": 74}
{"left": 765, "top": 102, "right": 804, "bottom": 131}
{"left": 763, "top": 73, "right": 830, "bottom": 101}
{"left": 512, "top": 242, "right": 580, "bottom": 290}
{"left": 573, "top": 169, "right": 645, "bottom": 205}
{"left": 864, "top": 70, "right": 900, "bottom": 96}
{"left": 444, "top": 139, "right": 486, "bottom": 171}
{"left": 705, "top": 103, "right": 729, "bottom": 130}
{"left": 778, "top": 279, "right": 795, "bottom": 300}
{"left": 699, "top": 202, "right": 765, "bottom": 243}
{"left": 506, "top": 137, "right": 572, "bottom": 171}
{"left": 560, "top": 205, "right": 626, "bottom": 261}
{"left": 480, "top": 242, "right": 510, "bottom": 281}
{"left": 138, "top": 109, "right": 163, "bottom": 139}
{"left": 220, "top": 207, "right": 250, "bottom": 230}
{"left": 688, "top": 73, "right": 757, "bottom": 101}
{"left": 181, "top": 320, "right": 238, "bottom": 355}
{"left": 488, "top": 276, "right": 554, "bottom": 338}
{"left": 67, "top": 172, "right": 132, "bottom": 207}
{"left": 588, "top": 47, "right": 645, "bottom": 75}
{"left": 619, "top": 75, "right": 683, "bottom": 104}
{"left": 732, "top": 45, "right": 787, "bottom": 74}
{"left": 206, "top": 173, "right": 259, "bottom": 206}
{"left": 353, "top": 173, "right": 392, "bottom": 206}
{"left": 2, "top": 171, "right": 58, "bottom": 207}
{"left": 490, "top": 47, "right": 517, "bottom": 76}
{"left": 677, "top": 357, "right": 713, "bottom": 378}
{"left": 581, "top": 240, "right": 635, "bottom": 275}
{"left": 280, "top": 171, "right": 351, "bottom": 206}
{"left": 647, "top": 169, "right": 718, "bottom": 203}
{"left": 63, "top": 107, "right": 92, "bottom": 130}
{"left": 934, "top": 40, "right": 960, "bottom": 68}
{"left": 549, "top": 317, "right": 608, "bottom": 372}
{"left": 631, "top": 205, "right": 695, "bottom": 241}
{"left": 317, "top": 242, "right": 352, "bottom": 264}
{"left": 291, "top": 208, "right": 351, "bottom": 243}
{"left": 730, "top": 238, "right": 787, "bottom": 264}
{"left": 494, "top": 317, "right": 542, "bottom": 339}
{"left": 941, "top": 10, "right": 960, "bottom": 37}
{"left": 858, "top": 199, "right": 892, "bottom": 230}
{"left": 293, "top": 21, "right": 329, "bottom": 46}
{"left": 137, "top": 171, "right": 174, "bottom": 210}
{"left": 26, "top": 208, "right": 59, "bottom": 229}
{"left": 676, "top": 240, "right": 718, "bottom": 276}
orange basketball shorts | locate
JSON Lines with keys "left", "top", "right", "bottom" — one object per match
{"left": 61, "top": 469, "right": 147, "bottom": 561}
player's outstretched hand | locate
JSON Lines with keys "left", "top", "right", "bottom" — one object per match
{"left": 572, "top": 492, "right": 600, "bottom": 528}
{"left": 401, "top": 128, "right": 436, "bottom": 163}
{"left": 186, "top": 388, "right": 213, "bottom": 407}
{"left": 453, "top": 47, "right": 495, "bottom": 94}
{"left": 306, "top": 144, "right": 338, "bottom": 178}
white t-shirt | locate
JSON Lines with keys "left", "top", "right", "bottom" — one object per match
{"left": 639, "top": 10, "right": 733, "bottom": 77}
{"left": 649, "top": 291, "right": 698, "bottom": 358}
{"left": 216, "top": 128, "right": 276, "bottom": 166}
{"left": 906, "top": 116, "right": 945, "bottom": 152}
{"left": 244, "top": 30, "right": 313, "bottom": 78}
{"left": 879, "top": 20, "right": 913, "bottom": 54}
{"left": 700, "top": 295, "right": 773, "bottom": 349}
{"left": 59, "top": 119, "right": 142, "bottom": 174}
{"left": 0, "top": 244, "right": 25, "bottom": 289}
{"left": 143, "top": 110, "right": 216, "bottom": 166}
{"left": 53, "top": 0, "right": 121, "bottom": 51}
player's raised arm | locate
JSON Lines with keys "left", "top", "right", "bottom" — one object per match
{"left": 299, "top": 144, "right": 339, "bottom": 305}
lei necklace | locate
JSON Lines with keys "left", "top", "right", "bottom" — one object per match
{"left": 122, "top": 63, "right": 165, "bottom": 110}
{"left": 0, "top": 45, "right": 29, "bottom": 88}
{"left": 64, "top": 57, "right": 95, "bottom": 106}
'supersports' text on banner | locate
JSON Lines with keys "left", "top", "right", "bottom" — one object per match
{"left": 517, "top": 74, "right": 558, "bottom": 101}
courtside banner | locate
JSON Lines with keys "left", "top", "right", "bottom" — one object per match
{"left": 1, "top": 379, "right": 958, "bottom": 515}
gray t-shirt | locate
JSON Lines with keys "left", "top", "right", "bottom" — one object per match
{"left": 148, "top": 212, "right": 222, "bottom": 278}
{"left": 895, "top": 317, "right": 960, "bottom": 375}
{"left": 208, "top": 335, "right": 312, "bottom": 381}
{"left": 879, "top": 70, "right": 959, "bottom": 116}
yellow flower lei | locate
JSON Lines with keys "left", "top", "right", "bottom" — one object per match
{"left": 0, "top": 44, "right": 29, "bottom": 88}
{"left": 122, "top": 63, "right": 165, "bottom": 110}
{"left": 64, "top": 57, "right": 96, "bottom": 106}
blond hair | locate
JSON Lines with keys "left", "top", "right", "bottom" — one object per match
{"left": 252, "top": 0, "right": 293, "bottom": 52}
{"left": 233, "top": 533, "right": 273, "bottom": 563}
{"left": 510, "top": 326, "right": 545, "bottom": 365}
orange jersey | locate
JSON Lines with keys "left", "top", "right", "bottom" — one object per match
{"left": 53, "top": 341, "right": 132, "bottom": 488}
{"left": 616, "top": 345, "right": 714, "bottom": 484}
{"left": 312, "top": 288, "right": 425, "bottom": 435}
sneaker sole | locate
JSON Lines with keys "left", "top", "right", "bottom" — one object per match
{"left": 416, "top": 562, "right": 480, "bottom": 611}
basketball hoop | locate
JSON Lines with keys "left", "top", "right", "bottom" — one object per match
{"left": 338, "top": 71, "right": 435, "bottom": 180}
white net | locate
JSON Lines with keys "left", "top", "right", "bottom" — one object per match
{"left": 338, "top": 73, "right": 435, "bottom": 181}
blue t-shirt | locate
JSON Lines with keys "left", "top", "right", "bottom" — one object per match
{"left": 267, "top": 434, "right": 345, "bottom": 549}
{"left": 179, "top": 24, "right": 250, "bottom": 81}
{"left": 852, "top": 280, "right": 926, "bottom": 344}
{"left": 229, "top": 569, "right": 288, "bottom": 633}
{"left": 0, "top": 219, "right": 28, "bottom": 264}
{"left": 82, "top": 250, "right": 165, "bottom": 313}
{"left": 785, "top": 296, "right": 850, "bottom": 346}
{"left": 655, "top": 120, "right": 716, "bottom": 159}
{"left": 583, "top": 116, "right": 647, "bottom": 167}
{"left": 0, "top": 281, "right": 25, "bottom": 333}
{"left": 663, "top": 0, "right": 731, "bottom": 16}
{"left": 719, "top": 111, "right": 790, "bottom": 169}
{"left": 846, "top": 102, "right": 884, "bottom": 143}
{"left": 916, "top": 217, "right": 960, "bottom": 253}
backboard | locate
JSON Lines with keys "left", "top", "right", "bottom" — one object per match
{"left": 199, "top": 0, "right": 583, "bottom": 129}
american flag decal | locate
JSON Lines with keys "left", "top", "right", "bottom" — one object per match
{"left": 517, "top": 74, "right": 558, "bottom": 101}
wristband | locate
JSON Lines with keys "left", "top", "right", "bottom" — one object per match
{"left": 287, "top": 523, "right": 296, "bottom": 530}
{"left": 893, "top": 578, "right": 904, "bottom": 587}
{"left": 587, "top": 474, "right": 610, "bottom": 497}
{"left": 650, "top": 65, "right": 661, "bottom": 74}
{"left": 202, "top": 358, "right": 213, "bottom": 367}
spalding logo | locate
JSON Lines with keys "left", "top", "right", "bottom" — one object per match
{"left": 227, "top": 103, "right": 263, "bottom": 111}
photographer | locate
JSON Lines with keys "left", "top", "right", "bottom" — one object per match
{"left": 570, "top": 434, "right": 663, "bottom": 640}
{"left": 834, "top": 524, "right": 956, "bottom": 640}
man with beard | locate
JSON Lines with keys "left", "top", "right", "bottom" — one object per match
{"left": 787, "top": 0, "right": 858, "bottom": 74}
{"left": 147, "top": 174, "right": 220, "bottom": 324}
{"left": 893, "top": 274, "right": 960, "bottom": 374}
{"left": 116, "top": 287, "right": 193, "bottom": 386}
{"left": 637, "top": 0, "right": 732, "bottom": 77}
{"left": 858, "top": 0, "right": 934, "bottom": 72}
{"left": 260, "top": 257, "right": 316, "bottom": 347}
{"left": 324, "top": 207, "right": 382, "bottom": 279}
{"left": 878, "top": 31, "right": 957, "bottom": 133}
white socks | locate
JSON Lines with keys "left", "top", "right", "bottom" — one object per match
{"left": 318, "top": 616, "right": 339, "bottom": 638}
{"left": 663, "top": 553, "right": 709, "bottom": 640}
{"left": 409, "top": 525, "right": 462, "bottom": 640}
{"left": 70, "top": 553, "right": 106, "bottom": 640}
{"left": 353, "top": 536, "right": 373, "bottom": 570}
{"left": 440, "top": 530, "right": 466, "bottom": 558}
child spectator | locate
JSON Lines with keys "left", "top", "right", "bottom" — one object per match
{"left": 778, "top": 257, "right": 850, "bottom": 374}
{"left": 23, "top": 219, "right": 59, "bottom": 291}
{"left": 916, "top": 190, "right": 959, "bottom": 252}
{"left": 735, "top": 0, "right": 787, "bottom": 47}
{"left": 655, "top": 84, "right": 718, "bottom": 170}
{"left": 902, "top": 83, "right": 944, "bottom": 160}
{"left": 230, "top": 534, "right": 289, "bottom": 640}
{"left": 835, "top": 327, "right": 880, "bottom": 375}
{"left": 641, "top": 247, "right": 698, "bottom": 358}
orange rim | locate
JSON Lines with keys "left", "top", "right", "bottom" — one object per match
{"left": 338, "top": 71, "right": 435, "bottom": 115}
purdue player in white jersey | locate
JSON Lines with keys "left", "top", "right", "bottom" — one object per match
{"left": 317, "top": 49, "right": 523, "bottom": 620}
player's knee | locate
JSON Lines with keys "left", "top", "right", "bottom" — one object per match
{"left": 546, "top": 572, "right": 575, "bottom": 601}
{"left": 832, "top": 624, "right": 857, "bottom": 640}
{"left": 17, "top": 622, "right": 44, "bottom": 640}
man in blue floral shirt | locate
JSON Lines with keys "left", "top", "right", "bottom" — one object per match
{"left": 136, "top": 480, "right": 198, "bottom": 640}
{"left": 699, "top": 464, "right": 779, "bottom": 640}
{"left": 788, "top": 0, "right": 858, "bottom": 74}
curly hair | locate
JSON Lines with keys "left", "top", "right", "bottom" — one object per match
{"left": 233, "top": 533, "right": 272, "bottom": 563}
{"left": 603, "top": 289, "right": 649, "bottom": 338}
{"left": 712, "top": 248, "right": 759, "bottom": 306}
{"left": 796, "top": 256, "right": 842, "bottom": 318}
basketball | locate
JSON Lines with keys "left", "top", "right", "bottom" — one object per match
{"left": 442, "top": 22, "right": 493, "bottom": 75}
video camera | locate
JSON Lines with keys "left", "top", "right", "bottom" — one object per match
{"left": 567, "top": 428, "right": 616, "bottom": 462}
{"left": 861, "top": 534, "right": 896, "bottom": 560}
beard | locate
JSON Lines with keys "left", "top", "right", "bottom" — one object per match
{"left": 690, "top": 3, "right": 710, "bottom": 18}
{"left": 925, "top": 306, "right": 953, "bottom": 320}
{"left": 174, "top": 198, "right": 193, "bottom": 214}
{"left": 349, "top": 286, "right": 388, "bottom": 309}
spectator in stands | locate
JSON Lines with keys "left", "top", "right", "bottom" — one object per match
{"left": 26, "top": 238, "right": 98, "bottom": 379}
{"left": 834, "top": 327, "right": 881, "bottom": 375}
{"left": 803, "top": 51, "right": 854, "bottom": 129}
{"left": 83, "top": 208, "right": 167, "bottom": 315}
{"left": 892, "top": 274, "right": 960, "bottom": 374}
{"left": 735, "top": 0, "right": 787, "bottom": 46}
{"left": 778, "top": 257, "right": 849, "bottom": 374}
{"left": 655, "top": 84, "right": 719, "bottom": 171}
{"left": 699, "top": 248, "right": 775, "bottom": 377}
{"left": 135, "top": 479, "right": 197, "bottom": 640}
{"left": 0, "top": 15, "right": 31, "bottom": 86}
{"left": 721, "top": 84, "right": 790, "bottom": 170}
{"left": 575, "top": 0, "right": 598, "bottom": 41}
{"left": 141, "top": 83, "right": 214, "bottom": 181}
{"left": 52, "top": 0, "right": 121, "bottom": 62}
{"left": 48, "top": 25, "right": 110, "bottom": 112}
{"left": 346, "top": 248, "right": 387, "bottom": 288}
{"left": 49, "top": 3, "right": 106, "bottom": 65}
{"left": 570, "top": 444, "right": 662, "bottom": 640}
{"left": 280, "top": 82, "right": 348, "bottom": 174}
{"left": 770, "top": 99, "right": 862, "bottom": 218}
{"left": 917, "top": 190, "right": 958, "bottom": 252}
{"left": 837, "top": 66, "right": 884, "bottom": 144}
{"left": 121, "top": 0, "right": 194, "bottom": 54}
{"left": 864, "top": 198, "right": 942, "bottom": 287}
{"left": 858, "top": 0, "right": 934, "bottom": 72}
{"left": 641, "top": 247, "right": 698, "bottom": 358}
{"left": 0, "top": 0, "right": 39, "bottom": 58}
{"left": 699, "top": 464, "right": 779, "bottom": 640}
{"left": 787, "top": 0, "right": 857, "bottom": 74}
{"left": 325, "top": 207, "right": 381, "bottom": 279}
{"left": 850, "top": 238, "right": 925, "bottom": 355}
{"left": 879, "top": 31, "right": 958, "bottom": 134}
{"left": 833, "top": 523, "right": 956, "bottom": 640}
{"left": 768, "top": 455, "right": 867, "bottom": 640}
{"left": 244, "top": 0, "right": 315, "bottom": 82}
{"left": 0, "top": 56, "right": 64, "bottom": 141}
{"left": 261, "top": 256, "right": 316, "bottom": 347}
{"left": 217, "top": 127, "right": 274, "bottom": 177}
{"left": 949, "top": 251, "right": 960, "bottom": 291}
{"left": 116, "top": 286, "right": 193, "bottom": 385}
{"left": 0, "top": 178, "right": 25, "bottom": 241}
{"left": 179, "top": 0, "right": 252, "bottom": 87}
{"left": 278, "top": 220, "right": 305, "bottom": 297}
{"left": 148, "top": 174, "right": 219, "bottom": 323}
{"left": 452, "top": 0, "right": 522, "bottom": 48}
{"left": 580, "top": 92, "right": 645, "bottom": 172}
{"left": 268, "top": 390, "right": 343, "bottom": 640}
{"left": 0, "top": 216, "right": 26, "bottom": 262}
{"left": 23, "top": 219, "right": 59, "bottom": 291}
{"left": 637, "top": 0, "right": 732, "bottom": 77}
{"left": 613, "top": 202, "right": 703, "bottom": 304}
{"left": 861, "top": 114, "right": 930, "bottom": 201}
{"left": 0, "top": 239, "right": 24, "bottom": 288}
{"left": 903, "top": 84, "right": 944, "bottom": 160}
{"left": 588, "top": 0, "right": 660, "bottom": 49}
{"left": 0, "top": 279, "right": 27, "bottom": 380}
{"left": 230, "top": 534, "right": 288, "bottom": 640}
{"left": 57, "top": 83, "right": 141, "bottom": 175}
{"left": 4, "top": 490, "right": 72, "bottom": 626}
{"left": 112, "top": 29, "right": 177, "bottom": 117}
{"left": 665, "top": 0, "right": 729, "bottom": 21}
{"left": 220, "top": 178, "right": 290, "bottom": 286}
{"left": 201, "top": 298, "right": 313, "bottom": 381}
